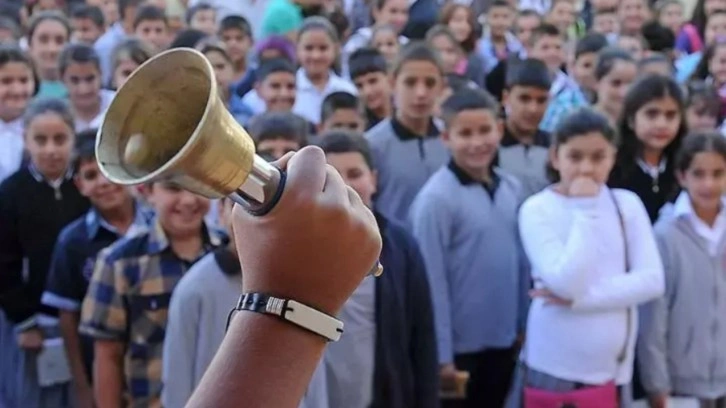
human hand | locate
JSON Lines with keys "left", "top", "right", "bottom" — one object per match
{"left": 648, "top": 393, "right": 668, "bottom": 408}
{"left": 440, "top": 363, "right": 459, "bottom": 391}
{"left": 529, "top": 288, "right": 573, "bottom": 307}
{"left": 17, "top": 327, "right": 43, "bottom": 351}
{"left": 233, "top": 146, "right": 382, "bottom": 316}
{"left": 568, "top": 177, "right": 600, "bottom": 197}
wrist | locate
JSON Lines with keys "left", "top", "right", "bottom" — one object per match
{"left": 241, "top": 277, "right": 344, "bottom": 317}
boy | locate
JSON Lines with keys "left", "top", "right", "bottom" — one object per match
{"left": 249, "top": 111, "right": 309, "bottom": 160}
{"left": 319, "top": 91, "right": 366, "bottom": 133}
{"left": 319, "top": 131, "right": 439, "bottom": 408}
{"left": 545, "top": 0, "right": 587, "bottom": 40}
{"left": 186, "top": 3, "right": 216, "bottom": 35}
{"left": 409, "top": 89, "right": 528, "bottom": 408}
{"left": 349, "top": 47, "right": 392, "bottom": 130}
{"left": 71, "top": 5, "right": 105, "bottom": 45}
{"left": 243, "top": 57, "right": 297, "bottom": 115}
{"left": 528, "top": 23, "right": 574, "bottom": 97}
{"left": 500, "top": 58, "right": 552, "bottom": 198}
{"left": 133, "top": 5, "right": 170, "bottom": 51}
{"left": 80, "top": 181, "right": 224, "bottom": 407}
{"left": 480, "top": 0, "right": 520, "bottom": 74}
{"left": 41, "top": 131, "right": 152, "bottom": 408}
{"left": 94, "top": 0, "right": 146, "bottom": 85}
{"left": 592, "top": 8, "right": 619, "bottom": 42}
{"left": 219, "top": 15, "right": 254, "bottom": 85}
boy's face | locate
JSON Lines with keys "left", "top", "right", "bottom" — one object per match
{"left": 443, "top": 109, "right": 502, "bottom": 175}
{"left": 146, "top": 182, "right": 210, "bottom": 238}
{"left": 134, "top": 19, "right": 169, "bottom": 51}
{"left": 206, "top": 50, "right": 234, "bottom": 90}
{"left": 392, "top": 60, "right": 443, "bottom": 121}
{"left": 257, "top": 71, "right": 296, "bottom": 112}
{"left": 72, "top": 17, "right": 103, "bottom": 44}
{"left": 326, "top": 152, "right": 377, "bottom": 208}
{"left": 190, "top": 9, "right": 217, "bottom": 35}
{"left": 592, "top": 13, "right": 618, "bottom": 35}
{"left": 503, "top": 85, "right": 550, "bottom": 134}
{"left": 257, "top": 139, "right": 300, "bottom": 160}
{"left": 530, "top": 34, "right": 564, "bottom": 72}
{"left": 75, "top": 159, "right": 132, "bottom": 212}
{"left": 571, "top": 51, "right": 598, "bottom": 92}
{"left": 321, "top": 108, "right": 366, "bottom": 133}
{"left": 221, "top": 28, "right": 252, "bottom": 67}
{"left": 515, "top": 15, "right": 541, "bottom": 49}
{"left": 352, "top": 71, "right": 390, "bottom": 112}
{"left": 487, "top": 6, "right": 514, "bottom": 37}
{"left": 547, "top": 1, "right": 576, "bottom": 32}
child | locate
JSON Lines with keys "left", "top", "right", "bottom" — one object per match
{"left": 41, "top": 130, "right": 152, "bottom": 408}
{"left": 592, "top": 47, "right": 637, "bottom": 124}
{"left": 499, "top": 58, "right": 552, "bottom": 198}
{"left": 71, "top": 5, "right": 105, "bottom": 45}
{"left": 348, "top": 47, "right": 392, "bottom": 129}
{"left": 0, "top": 98, "right": 90, "bottom": 407}
{"left": 243, "top": 57, "right": 297, "bottom": 115}
{"left": 293, "top": 17, "right": 357, "bottom": 125}
{"left": 691, "top": 41, "right": 726, "bottom": 118}
{"left": 618, "top": 0, "right": 650, "bottom": 36}
{"left": 655, "top": 0, "right": 684, "bottom": 38}
{"left": 438, "top": 3, "right": 486, "bottom": 86}
{"left": 609, "top": 74, "right": 687, "bottom": 223}
{"left": 219, "top": 15, "right": 254, "bottom": 87}
{"left": 592, "top": 8, "right": 619, "bottom": 42}
{"left": 684, "top": 80, "right": 722, "bottom": 132}
{"left": 80, "top": 181, "right": 223, "bottom": 407}
{"left": 426, "top": 25, "right": 465, "bottom": 75}
{"left": 94, "top": 0, "right": 146, "bottom": 87}
{"left": 480, "top": 0, "right": 520, "bottom": 74}
{"left": 365, "top": 41, "right": 449, "bottom": 223}
{"left": 639, "top": 132, "right": 726, "bottom": 408}
{"left": 58, "top": 44, "right": 115, "bottom": 132}
{"left": 513, "top": 9, "right": 542, "bottom": 52}
{"left": 319, "top": 91, "right": 366, "bottom": 133}
{"left": 677, "top": 11, "right": 726, "bottom": 83}
{"left": 186, "top": 3, "right": 216, "bottom": 36}
{"left": 0, "top": 45, "right": 38, "bottom": 183}
{"left": 617, "top": 33, "right": 648, "bottom": 60}
{"left": 675, "top": 0, "right": 717, "bottom": 55}
{"left": 27, "top": 11, "right": 71, "bottom": 99}
{"left": 369, "top": 24, "right": 401, "bottom": 66}
{"left": 133, "top": 5, "right": 171, "bottom": 52}
{"left": 642, "top": 21, "right": 677, "bottom": 61}
{"left": 639, "top": 53, "right": 676, "bottom": 77}
{"left": 249, "top": 111, "right": 309, "bottom": 160}
{"left": 546, "top": 0, "right": 578, "bottom": 39}
{"left": 507, "top": 107, "right": 664, "bottom": 408}
{"left": 109, "top": 38, "right": 153, "bottom": 90}
{"left": 528, "top": 24, "right": 571, "bottom": 97}
{"left": 319, "top": 130, "right": 438, "bottom": 408}
{"left": 343, "top": 0, "right": 409, "bottom": 65}
{"left": 410, "top": 88, "right": 527, "bottom": 407}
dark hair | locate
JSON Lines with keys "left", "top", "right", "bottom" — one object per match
{"left": 641, "top": 21, "right": 675, "bottom": 53}
{"left": 59, "top": 43, "right": 100, "bottom": 76}
{"left": 169, "top": 29, "right": 208, "bottom": 49}
{"left": 321, "top": 91, "right": 361, "bottom": 123}
{"left": 349, "top": 47, "right": 388, "bottom": 79}
{"left": 594, "top": 7, "right": 618, "bottom": 16}
{"left": 110, "top": 38, "right": 153, "bottom": 86}
{"left": 440, "top": 88, "right": 499, "bottom": 128}
{"left": 529, "top": 23, "right": 561, "bottom": 47}
{"left": 185, "top": 3, "right": 214, "bottom": 24}
{"left": 249, "top": 112, "right": 309, "bottom": 147}
{"left": 691, "top": 41, "right": 726, "bottom": 82}
{"left": 373, "top": 0, "right": 403, "bottom": 11}
{"left": 219, "top": 15, "right": 252, "bottom": 38}
{"left": 72, "top": 128, "right": 98, "bottom": 173}
{"left": 676, "top": 131, "right": 726, "bottom": 172}
{"left": 119, "top": 0, "right": 145, "bottom": 20}
{"left": 575, "top": 32, "right": 609, "bottom": 60}
{"left": 445, "top": 73, "right": 478, "bottom": 92}
{"left": 489, "top": 0, "right": 514, "bottom": 10}
{"left": 256, "top": 57, "right": 296, "bottom": 83}
{"left": 638, "top": 53, "right": 675, "bottom": 75}
{"left": 133, "top": 5, "right": 167, "bottom": 29}
{"left": 425, "top": 24, "right": 461, "bottom": 53}
{"left": 197, "top": 38, "right": 232, "bottom": 64}
{"left": 70, "top": 4, "right": 104, "bottom": 28}
{"left": 595, "top": 46, "right": 635, "bottom": 80}
{"left": 0, "top": 45, "right": 39, "bottom": 96}
{"left": 616, "top": 74, "right": 686, "bottom": 174}
{"left": 684, "top": 80, "right": 721, "bottom": 120}
{"left": 390, "top": 41, "right": 444, "bottom": 77}
{"left": 370, "top": 24, "right": 398, "bottom": 46}
{"left": 690, "top": 0, "right": 716, "bottom": 40}
{"left": 23, "top": 97, "right": 75, "bottom": 132}
{"left": 506, "top": 58, "right": 552, "bottom": 90}
{"left": 327, "top": 8, "right": 350, "bottom": 42}
{"left": 547, "top": 107, "right": 618, "bottom": 181}
{"left": 298, "top": 17, "right": 340, "bottom": 72}
{"left": 28, "top": 11, "right": 71, "bottom": 43}
{"left": 438, "top": 3, "right": 478, "bottom": 53}
{"left": 317, "top": 130, "right": 374, "bottom": 170}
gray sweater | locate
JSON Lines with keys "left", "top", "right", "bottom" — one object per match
{"left": 638, "top": 201, "right": 726, "bottom": 399}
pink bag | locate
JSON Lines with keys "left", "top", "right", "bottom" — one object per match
{"left": 524, "top": 381, "right": 619, "bottom": 408}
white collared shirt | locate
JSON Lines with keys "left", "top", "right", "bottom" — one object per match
{"left": 0, "top": 117, "right": 24, "bottom": 183}
{"left": 74, "top": 89, "right": 116, "bottom": 133}
{"left": 292, "top": 69, "right": 358, "bottom": 125}
{"left": 673, "top": 191, "right": 726, "bottom": 256}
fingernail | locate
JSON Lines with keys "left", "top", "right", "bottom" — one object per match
{"left": 369, "top": 261, "right": 383, "bottom": 277}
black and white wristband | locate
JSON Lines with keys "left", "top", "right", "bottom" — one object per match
{"left": 226, "top": 292, "right": 344, "bottom": 342}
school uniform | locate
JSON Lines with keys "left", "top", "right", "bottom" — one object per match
{"left": 342, "top": 28, "right": 409, "bottom": 78}
{"left": 638, "top": 192, "right": 726, "bottom": 406}
{"left": 0, "top": 117, "right": 24, "bottom": 183}
{"left": 292, "top": 69, "right": 358, "bottom": 125}
{"left": 365, "top": 117, "right": 449, "bottom": 223}
{"left": 497, "top": 126, "right": 551, "bottom": 198}
{"left": 73, "top": 89, "right": 116, "bottom": 133}
{"left": 409, "top": 161, "right": 529, "bottom": 407}
{"left": 479, "top": 32, "right": 523, "bottom": 75}
{"left": 608, "top": 158, "right": 679, "bottom": 223}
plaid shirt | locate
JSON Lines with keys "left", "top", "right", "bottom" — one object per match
{"left": 79, "top": 220, "right": 224, "bottom": 408}
{"left": 539, "top": 85, "right": 589, "bottom": 133}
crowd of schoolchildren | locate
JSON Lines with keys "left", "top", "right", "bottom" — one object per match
{"left": 3, "top": 0, "right": 726, "bottom": 406}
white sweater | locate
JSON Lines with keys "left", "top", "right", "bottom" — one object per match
{"left": 519, "top": 187, "right": 664, "bottom": 385}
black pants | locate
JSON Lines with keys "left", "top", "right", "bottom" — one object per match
{"left": 442, "top": 346, "right": 518, "bottom": 408}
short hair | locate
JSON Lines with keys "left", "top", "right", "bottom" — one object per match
{"left": 349, "top": 47, "right": 388, "bottom": 79}
{"left": 321, "top": 92, "right": 361, "bottom": 123}
{"left": 489, "top": 0, "right": 514, "bottom": 10}
{"left": 133, "top": 5, "right": 167, "bottom": 29}
{"left": 530, "top": 23, "right": 561, "bottom": 47}
{"left": 317, "top": 130, "right": 374, "bottom": 170}
{"left": 575, "top": 32, "right": 609, "bottom": 59}
{"left": 70, "top": 4, "right": 104, "bottom": 28}
{"left": 185, "top": 3, "right": 214, "bottom": 25}
{"left": 249, "top": 112, "right": 309, "bottom": 147}
{"left": 72, "top": 128, "right": 98, "bottom": 173}
{"left": 256, "top": 57, "right": 296, "bottom": 83}
{"left": 641, "top": 21, "right": 675, "bottom": 53}
{"left": 219, "top": 15, "right": 252, "bottom": 38}
{"left": 59, "top": 43, "right": 101, "bottom": 76}
{"left": 506, "top": 58, "right": 552, "bottom": 90}
{"left": 119, "top": 0, "right": 145, "bottom": 20}
{"left": 440, "top": 88, "right": 499, "bottom": 128}
{"left": 390, "top": 41, "right": 444, "bottom": 78}
{"left": 327, "top": 8, "right": 350, "bottom": 42}
{"left": 169, "top": 29, "right": 208, "bottom": 49}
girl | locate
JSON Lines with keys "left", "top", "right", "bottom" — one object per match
{"left": 639, "top": 132, "right": 726, "bottom": 408}
{"left": 618, "top": 0, "right": 651, "bottom": 36}
{"left": 109, "top": 38, "right": 153, "bottom": 90}
{"left": 684, "top": 80, "right": 722, "bottom": 132}
{"left": 507, "top": 107, "right": 664, "bottom": 408}
{"left": 425, "top": 25, "right": 464, "bottom": 75}
{"left": 609, "top": 74, "right": 687, "bottom": 223}
{"left": 655, "top": 0, "right": 685, "bottom": 38}
{"left": 27, "top": 11, "right": 70, "bottom": 100}
{"left": 0, "top": 98, "right": 89, "bottom": 408}
{"left": 0, "top": 46, "right": 38, "bottom": 183}
{"left": 58, "top": 43, "right": 114, "bottom": 132}
{"left": 593, "top": 47, "right": 638, "bottom": 125}
{"left": 690, "top": 41, "right": 726, "bottom": 118}
{"left": 293, "top": 17, "right": 357, "bottom": 125}
{"left": 438, "top": 3, "right": 487, "bottom": 86}
{"left": 677, "top": 11, "right": 726, "bottom": 82}
{"left": 342, "top": 0, "right": 409, "bottom": 71}
{"left": 370, "top": 24, "right": 401, "bottom": 66}
{"left": 676, "top": 0, "right": 726, "bottom": 55}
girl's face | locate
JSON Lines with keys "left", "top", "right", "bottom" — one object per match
{"left": 705, "top": 0, "right": 726, "bottom": 17}
{"left": 679, "top": 151, "right": 726, "bottom": 212}
{"left": 393, "top": 60, "right": 443, "bottom": 121}
{"left": 63, "top": 62, "right": 101, "bottom": 111}
{"left": 372, "top": 29, "right": 400, "bottom": 63}
{"left": 551, "top": 131, "right": 617, "bottom": 189}
{"left": 686, "top": 101, "right": 718, "bottom": 132}
{"left": 29, "top": 19, "right": 69, "bottom": 76}
{"left": 705, "top": 14, "right": 726, "bottom": 45}
{"left": 596, "top": 60, "right": 637, "bottom": 114}
{"left": 0, "top": 62, "right": 35, "bottom": 121}
{"left": 708, "top": 44, "right": 726, "bottom": 85}
{"left": 632, "top": 96, "right": 682, "bottom": 154}
{"left": 297, "top": 29, "right": 337, "bottom": 78}
{"left": 659, "top": 3, "right": 684, "bottom": 33}
{"left": 205, "top": 50, "right": 235, "bottom": 90}
{"left": 112, "top": 58, "right": 140, "bottom": 90}
{"left": 447, "top": 7, "right": 472, "bottom": 44}
{"left": 618, "top": 0, "right": 649, "bottom": 34}
{"left": 25, "top": 112, "right": 74, "bottom": 179}
{"left": 430, "top": 34, "right": 460, "bottom": 73}
{"left": 372, "top": 0, "right": 409, "bottom": 33}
